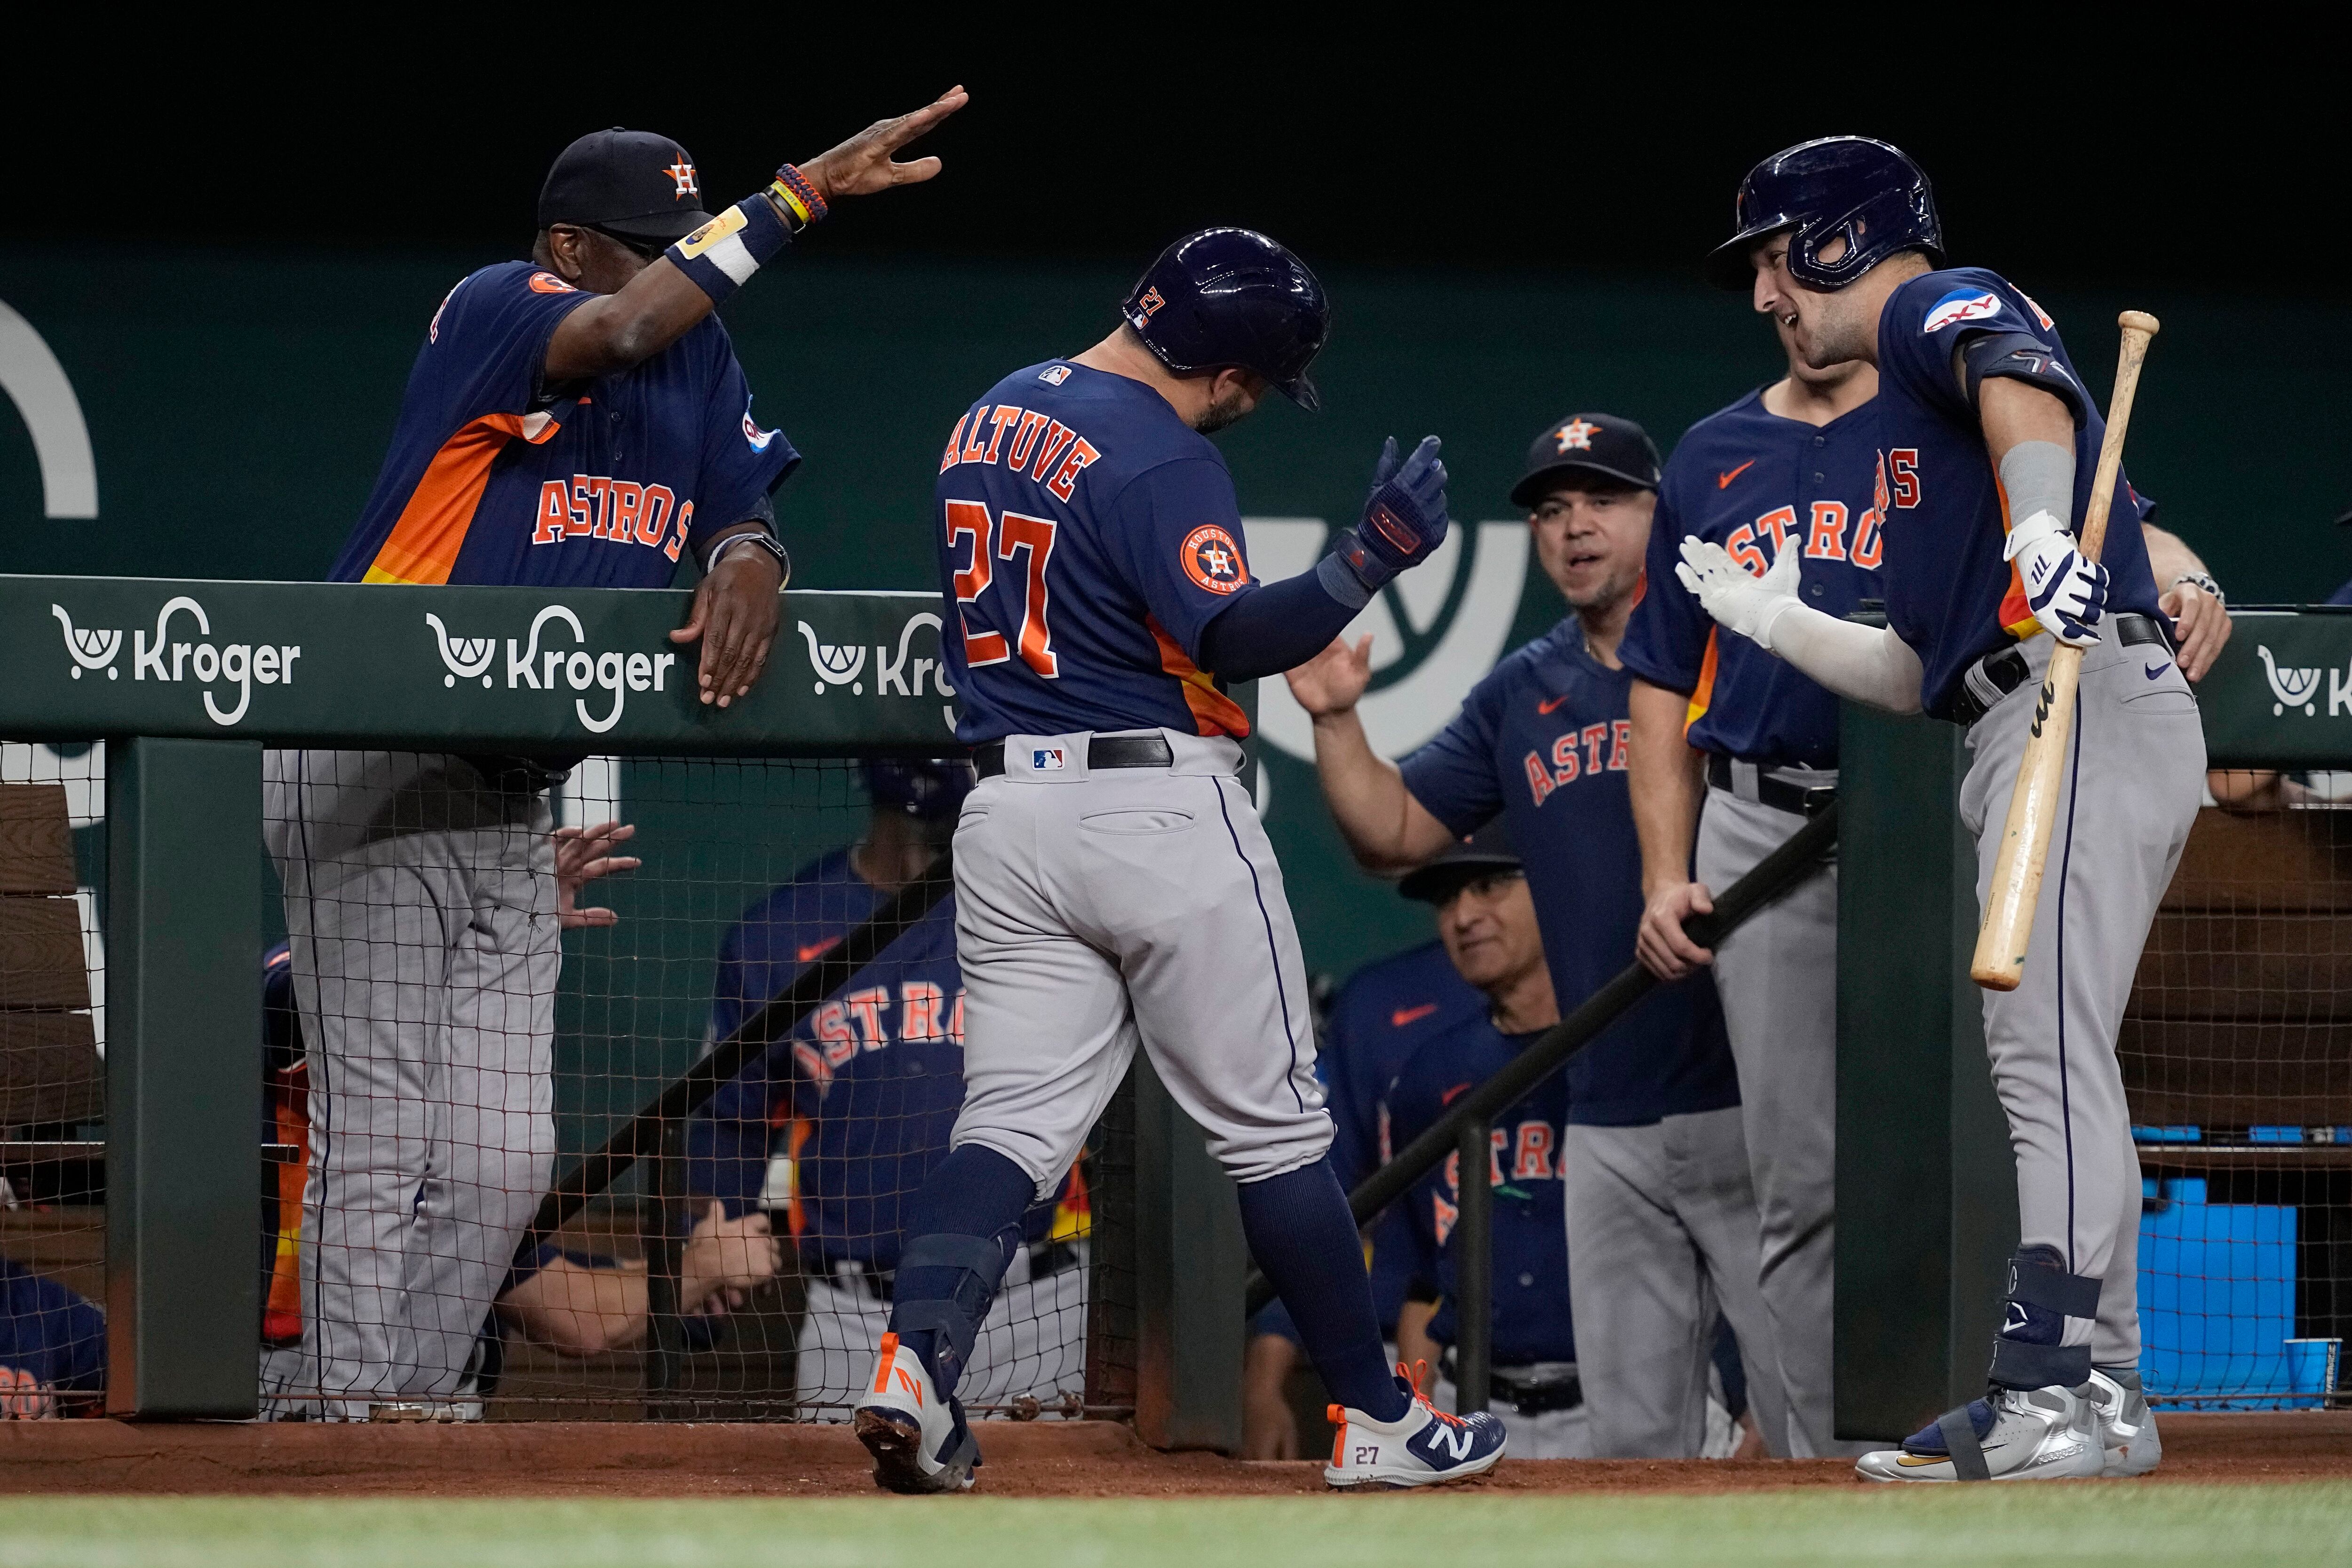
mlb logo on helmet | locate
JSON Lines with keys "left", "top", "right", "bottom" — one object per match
{"left": 1032, "top": 747, "right": 1068, "bottom": 771}
{"left": 1923, "top": 289, "right": 2002, "bottom": 333}
{"left": 1181, "top": 524, "right": 1248, "bottom": 595}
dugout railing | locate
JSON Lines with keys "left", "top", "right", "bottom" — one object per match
{"left": 0, "top": 574, "right": 1245, "bottom": 1442}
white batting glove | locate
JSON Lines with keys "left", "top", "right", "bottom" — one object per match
{"left": 2002, "top": 510, "right": 2108, "bottom": 648}
{"left": 1674, "top": 534, "right": 1803, "bottom": 651}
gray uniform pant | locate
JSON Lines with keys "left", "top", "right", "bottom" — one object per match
{"left": 795, "top": 1245, "right": 1089, "bottom": 1418}
{"left": 1957, "top": 630, "right": 2204, "bottom": 1368}
{"left": 1560, "top": 1105, "right": 1793, "bottom": 1457}
{"left": 1696, "top": 776, "right": 1847, "bottom": 1457}
{"left": 264, "top": 751, "right": 560, "bottom": 1418}
{"left": 948, "top": 729, "right": 1332, "bottom": 1196}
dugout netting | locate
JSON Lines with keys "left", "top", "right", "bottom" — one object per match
{"left": 2124, "top": 778, "right": 2352, "bottom": 1410}
{"left": 0, "top": 743, "right": 1136, "bottom": 1423}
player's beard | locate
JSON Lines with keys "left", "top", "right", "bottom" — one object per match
{"left": 1194, "top": 387, "right": 1254, "bottom": 435}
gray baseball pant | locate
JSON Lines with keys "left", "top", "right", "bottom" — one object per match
{"left": 1957, "top": 628, "right": 2204, "bottom": 1370}
{"left": 1559, "top": 1104, "right": 1793, "bottom": 1457}
{"left": 264, "top": 751, "right": 560, "bottom": 1418}
{"left": 946, "top": 729, "right": 1332, "bottom": 1196}
{"left": 795, "top": 1246, "right": 1089, "bottom": 1418}
{"left": 1695, "top": 774, "right": 1848, "bottom": 1457}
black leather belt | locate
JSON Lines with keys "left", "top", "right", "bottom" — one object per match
{"left": 1946, "top": 613, "right": 2171, "bottom": 728}
{"left": 1704, "top": 755, "right": 1836, "bottom": 818}
{"left": 828, "top": 1239, "right": 1081, "bottom": 1301}
{"left": 1442, "top": 1354, "right": 1583, "bottom": 1415}
{"left": 973, "top": 735, "right": 1175, "bottom": 779}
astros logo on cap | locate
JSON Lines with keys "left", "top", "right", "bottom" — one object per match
{"left": 665, "top": 158, "right": 699, "bottom": 199}
{"left": 1555, "top": 417, "right": 1599, "bottom": 452}
{"left": 1181, "top": 525, "right": 1248, "bottom": 595}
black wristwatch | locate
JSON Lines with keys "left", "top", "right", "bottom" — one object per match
{"left": 707, "top": 529, "right": 791, "bottom": 586}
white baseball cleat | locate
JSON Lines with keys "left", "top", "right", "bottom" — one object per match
{"left": 1324, "top": 1368, "right": 1507, "bottom": 1490}
{"left": 852, "top": 1332, "right": 979, "bottom": 1494}
{"left": 1855, "top": 1384, "right": 2106, "bottom": 1483}
{"left": 2080, "top": 1367, "right": 2161, "bottom": 1477}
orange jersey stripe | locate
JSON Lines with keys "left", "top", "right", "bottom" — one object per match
{"left": 1989, "top": 467, "right": 2044, "bottom": 641}
{"left": 1146, "top": 616, "right": 1250, "bottom": 738}
{"left": 362, "top": 410, "right": 560, "bottom": 586}
{"left": 1683, "top": 626, "right": 1720, "bottom": 735}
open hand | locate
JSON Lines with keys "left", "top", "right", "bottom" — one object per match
{"left": 554, "top": 820, "right": 639, "bottom": 928}
{"left": 800, "top": 86, "right": 969, "bottom": 202}
{"left": 671, "top": 544, "right": 782, "bottom": 708}
{"left": 1286, "top": 634, "right": 1375, "bottom": 716}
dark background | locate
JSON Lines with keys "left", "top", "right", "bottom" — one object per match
{"left": 11, "top": 27, "right": 2334, "bottom": 292}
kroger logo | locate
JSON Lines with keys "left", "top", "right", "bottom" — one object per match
{"left": 2257, "top": 644, "right": 2352, "bottom": 719}
{"left": 797, "top": 610, "right": 954, "bottom": 733}
{"left": 51, "top": 596, "right": 298, "bottom": 727}
{"left": 425, "top": 605, "right": 679, "bottom": 735}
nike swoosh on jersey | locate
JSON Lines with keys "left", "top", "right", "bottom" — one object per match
{"left": 2144, "top": 662, "right": 2169, "bottom": 680}
{"left": 1440, "top": 1082, "right": 1473, "bottom": 1106}
{"left": 1537, "top": 694, "right": 1571, "bottom": 715}
{"left": 797, "top": 938, "right": 840, "bottom": 963}
{"left": 1716, "top": 459, "right": 1757, "bottom": 489}
{"left": 1391, "top": 1002, "right": 1440, "bottom": 1027}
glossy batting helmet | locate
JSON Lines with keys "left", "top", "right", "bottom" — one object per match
{"left": 1121, "top": 228, "right": 1331, "bottom": 411}
{"left": 1706, "top": 136, "right": 1943, "bottom": 292}
{"left": 865, "top": 759, "right": 974, "bottom": 821}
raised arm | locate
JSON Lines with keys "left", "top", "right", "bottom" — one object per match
{"left": 1287, "top": 635, "right": 1458, "bottom": 872}
{"left": 544, "top": 87, "right": 967, "bottom": 383}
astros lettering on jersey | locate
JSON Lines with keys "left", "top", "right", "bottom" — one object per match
{"left": 333, "top": 261, "right": 798, "bottom": 588}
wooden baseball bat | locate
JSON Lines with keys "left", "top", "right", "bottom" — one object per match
{"left": 1970, "top": 310, "right": 2161, "bottom": 991}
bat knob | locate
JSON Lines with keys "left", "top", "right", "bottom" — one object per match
{"left": 2118, "top": 310, "right": 2161, "bottom": 338}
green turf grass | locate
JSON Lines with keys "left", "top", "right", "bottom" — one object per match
{"left": 4, "top": 1486, "right": 2348, "bottom": 1568}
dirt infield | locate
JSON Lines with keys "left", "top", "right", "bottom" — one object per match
{"left": 4, "top": 1413, "right": 2350, "bottom": 1497}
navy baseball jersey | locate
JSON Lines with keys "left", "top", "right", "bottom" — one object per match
{"left": 0, "top": 1258, "right": 105, "bottom": 1402}
{"left": 1391, "top": 1022, "right": 1574, "bottom": 1365}
{"left": 1872, "top": 267, "right": 2164, "bottom": 719}
{"left": 1400, "top": 620, "right": 1740, "bottom": 1126}
{"left": 1618, "top": 388, "right": 1883, "bottom": 766}
{"left": 332, "top": 261, "right": 798, "bottom": 587}
{"left": 934, "top": 361, "right": 1259, "bottom": 744}
{"left": 688, "top": 853, "right": 1063, "bottom": 1266}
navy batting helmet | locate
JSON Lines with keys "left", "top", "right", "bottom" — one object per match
{"left": 1121, "top": 229, "right": 1331, "bottom": 411}
{"left": 865, "top": 759, "right": 974, "bottom": 821}
{"left": 1706, "top": 136, "right": 1943, "bottom": 292}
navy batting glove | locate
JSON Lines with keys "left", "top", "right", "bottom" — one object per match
{"left": 1337, "top": 435, "right": 1450, "bottom": 592}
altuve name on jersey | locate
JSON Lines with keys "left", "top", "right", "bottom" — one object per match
{"left": 940, "top": 402, "right": 1104, "bottom": 503}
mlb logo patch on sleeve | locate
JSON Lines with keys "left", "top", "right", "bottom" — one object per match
{"left": 1923, "top": 289, "right": 2004, "bottom": 333}
{"left": 1039, "top": 365, "right": 1072, "bottom": 385}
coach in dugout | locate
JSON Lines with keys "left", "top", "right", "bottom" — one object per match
{"left": 688, "top": 763, "right": 1089, "bottom": 1418}
{"left": 262, "top": 94, "right": 963, "bottom": 1417}
{"left": 1289, "top": 413, "right": 1792, "bottom": 1458}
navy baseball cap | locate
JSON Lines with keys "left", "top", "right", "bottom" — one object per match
{"left": 1399, "top": 819, "right": 1522, "bottom": 905}
{"left": 1509, "top": 412, "right": 1662, "bottom": 508}
{"left": 538, "top": 128, "right": 712, "bottom": 245}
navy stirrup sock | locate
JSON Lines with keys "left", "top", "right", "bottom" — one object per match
{"left": 1237, "top": 1157, "right": 1409, "bottom": 1421}
{"left": 887, "top": 1144, "right": 1036, "bottom": 1392}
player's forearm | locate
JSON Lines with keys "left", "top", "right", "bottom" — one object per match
{"left": 1628, "top": 679, "right": 1706, "bottom": 897}
{"left": 1310, "top": 708, "right": 1443, "bottom": 872}
{"left": 1198, "top": 565, "right": 1366, "bottom": 681}
{"left": 544, "top": 262, "right": 716, "bottom": 381}
{"left": 1763, "top": 609, "right": 1925, "bottom": 714}
{"left": 1978, "top": 378, "right": 2076, "bottom": 478}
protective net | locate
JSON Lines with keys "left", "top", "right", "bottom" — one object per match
{"left": 2123, "top": 779, "right": 2352, "bottom": 1409}
{"left": 0, "top": 744, "right": 1132, "bottom": 1423}
{"left": 0, "top": 747, "right": 107, "bottom": 1418}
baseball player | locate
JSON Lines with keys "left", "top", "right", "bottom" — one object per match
{"left": 690, "top": 762, "right": 1089, "bottom": 1419}
{"left": 852, "top": 228, "right": 1507, "bottom": 1493}
{"left": 1384, "top": 825, "right": 1590, "bottom": 1457}
{"left": 1620, "top": 232, "right": 1883, "bottom": 1459}
{"left": 1677, "top": 136, "right": 2203, "bottom": 1481}
{"left": 1289, "top": 412, "right": 1794, "bottom": 1459}
{"left": 1241, "top": 939, "right": 1485, "bottom": 1457}
{"left": 264, "top": 94, "right": 961, "bottom": 1417}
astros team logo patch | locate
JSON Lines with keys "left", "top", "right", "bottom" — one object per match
{"left": 1923, "top": 288, "right": 2002, "bottom": 333}
{"left": 527, "top": 271, "right": 579, "bottom": 295}
{"left": 665, "top": 158, "right": 699, "bottom": 199}
{"left": 1181, "top": 525, "right": 1248, "bottom": 594}
{"left": 1554, "top": 417, "right": 1599, "bottom": 452}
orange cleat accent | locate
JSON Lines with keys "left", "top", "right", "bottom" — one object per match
{"left": 874, "top": 1332, "right": 900, "bottom": 1394}
{"left": 1328, "top": 1404, "right": 1346, "bottom": 1468}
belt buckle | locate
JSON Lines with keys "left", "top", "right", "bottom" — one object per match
{"left": 1800, "top": 786, "right": 1836, "bottom": 817}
